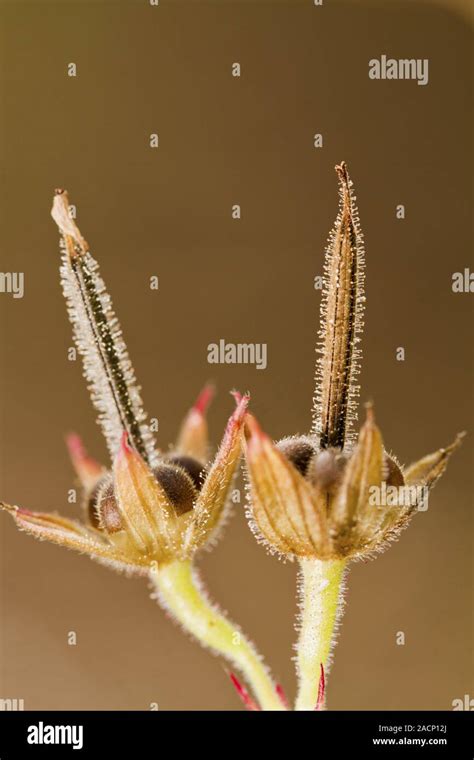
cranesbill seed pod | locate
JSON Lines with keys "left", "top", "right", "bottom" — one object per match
{"left": 241, "top": 161, "right": 464, "bottom": 712}
{"left": 244, "top": 163, "right": 463, "bottom": 565}
{"left": 0, "top": 189, "right": 284, "bottom": 713}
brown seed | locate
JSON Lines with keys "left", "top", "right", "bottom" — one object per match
{"left": 153, "top": 464, "right": 198, "bottom": 516}
{"left": 166, "top": 455, "right": 207, "bottom": 491}
{"left": 276, "top": 436, "right": 316, "bottom": 477}
{"left": 88, "top": 476, "right": 123, "bottom": 533}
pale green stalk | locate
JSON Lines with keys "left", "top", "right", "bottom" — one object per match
{"left": 295, "top": 557, "right": 347, "bottom": 711}
{"left": 150, "top": 560, "right": 285, "bottom": 711}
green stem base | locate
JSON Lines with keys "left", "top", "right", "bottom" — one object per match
{"left": 151, "top": 559, "right": 284, "bottom": 711}
{"left": 295, "top": 557, "right": 347, "bottom": 711}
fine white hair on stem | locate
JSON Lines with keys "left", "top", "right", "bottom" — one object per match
{"left": 294, "top": 557, "right": 348, "bottom": 710}
{"left": 150, "top": 559, "right": 285, "bottom": 711}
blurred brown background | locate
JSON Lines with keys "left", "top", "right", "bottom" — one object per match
{"left": 0, "top": 0, "right": 472, "bottom": 710}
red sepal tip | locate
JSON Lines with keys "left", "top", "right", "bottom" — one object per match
{"left": 228, "top": 672, "right": 260, "bottom": 711}
{"left": 243, "top": 413, "right": 268, "bottom": 451}
{"left": 66, "top": 433, "right": 101, "bottom": 468}
{"left": 65, "top": 432, "right": 104, "bottom": 486}
{"left": 230, "top": 390, "right": 243, "bottom": 405}
{"left": 66, "top": 433, "right": 85, "bottom": 459}
{"left": 275, "top": 683, "right": 289, "bottom": 709}
{"left": 193, "top": 383, "right": 215, "bottom": 416}
{"left": 315, "top": 663, "right": 325, "bottom": 711}
{"left": 120, "top": 430, "right": 132, "bottom": 453}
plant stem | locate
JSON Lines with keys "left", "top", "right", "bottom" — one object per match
{"left": 295, "top": 557, "right": 347, "bottom": 710}
{"left": 150, "top": 559, "right": 285, "bottom": 711}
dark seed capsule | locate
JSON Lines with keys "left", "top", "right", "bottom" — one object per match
{"left": 152, "top": 464, "right": 198, "bottom": 516}
{"left": 276, "top": 436, "right": 316, "bottom": 477}
{"left": 88, "top": 461, "right": 200, "bottom": 532}
{"left": 166, "top": 455, "right": 207, "bottom": 491}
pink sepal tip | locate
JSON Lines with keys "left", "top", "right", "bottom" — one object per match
{"left": 65, "top": 432, "right": 103, "bottom": 484}
{"left": 66, "top": 433, "right": 101, "bottom": 468}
